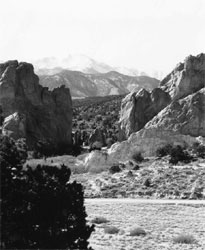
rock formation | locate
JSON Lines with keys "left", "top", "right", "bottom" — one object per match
{"left": 119, "top": 88, "right": 171, "bottom": 139}
{"left": 0, "top": 60, "right": 72, "bottom": 149}
{"left": 160, "top": 53, "right": 205, "bottom": 100}
{"left": 84, "top": 53, "right": 205, "bottom": 168}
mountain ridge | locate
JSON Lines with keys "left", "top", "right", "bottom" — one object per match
{"left": 39, "top": 69, "right": 159, "bottom": 98}
{"left": 32, "top": 54, "right": 163, "bottom": 78}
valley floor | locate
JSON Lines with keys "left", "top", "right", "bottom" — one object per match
{"left": 26, "top": 156, "right": 205, "bottom": 200}
{"left": 85, "top": 199, "right": 205, "bottom": 250}
{"left": 73, "top": 158, "right": 205, "bottom": 200}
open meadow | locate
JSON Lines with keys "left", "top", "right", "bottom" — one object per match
{"left": 86, "top": 199, "right": 205, "bottom": 250}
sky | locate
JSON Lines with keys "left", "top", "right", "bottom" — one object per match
{"left": 0, "top": 0, "right": 205, "bottom": 76}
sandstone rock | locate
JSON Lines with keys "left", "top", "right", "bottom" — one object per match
{"left": 145, "top": 87, "right": 205, "bottom": 137}
{"left": 119, "top": 54, "right": 205, "bottom": 140}
{"left": 2, "top": 112, "right": 26, "bottom": 139}
{"left": 84, "top": 150, "right": 110, "bottom": 172}
{"left": 83, "top": 87, "right": 205, "bottom": 167}
{"left": 160, "top": 53, "right": 205, "bottom": 100}
{"left": 119, "top": 88, "right": 171, "bottom": 139}
{"left": 0, "top": 60, "right": 72, "bottom": 149}
{"left": 108, "top": 88, "right": 205, "bottom": 160}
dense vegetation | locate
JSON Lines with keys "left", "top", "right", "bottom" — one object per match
{"left": 155, "top": 144, "right": 201, "bottom": 164}
{"left": 0, "top": 135, "right": 94, "bottom": 249}
{"left": 72, "top": 95, "right": 124, "bottom": 148}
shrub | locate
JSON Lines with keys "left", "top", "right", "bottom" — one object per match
{"left": 109, "top": 164, "right": 122, "bottom": 174}
{"left": 169, "top": 145, "right": 193, "bottom": 164}
{"left": 127, "top": 170, "right": 133, "bottom": 177}
{"left": 132, "top": 151, "right": 144, "bottom": 163}
{"left": 173, "top": 234, "right": 196, "bottom": 244}
{"left": 119, "top": 163, "right": 126, "bottom": 169}
{"left": 91, "top": 217, "right": 109, "bottom": 224}
{"left": 143, "top": 178, "right": 151, "bottom": 187}
{"left": 133, "top": 164, "right": 140, "bottom": 171}
{"left": 70, "top": 144, "right": 83, "bottom": 156}
{"left": 192, "top": 142, "right": 205, "bottom": 158}
{"left": 104, "top": 226, "right": 119, "bottom": 234}
{"left": 33, "top": 140, "right": 80, "bottom": 158}
{"left": 1, "top": 136, "right": 94, "bottom": 249}
{"left": 0, "top": 135, "right": 27, "bottom": 169}
{"left": 156, "top": 144, "right": 173, "bottom": 158}
{"left": 129, "top": 227, "right": 146, "bottom": 236}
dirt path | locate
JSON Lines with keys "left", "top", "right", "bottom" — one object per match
{"left": 86, "top": 198, "right": 205, "bottom": 205}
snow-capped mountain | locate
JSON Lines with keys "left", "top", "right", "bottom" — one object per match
{"left": 33, "top": 54, "right": 114, "bottom": 75}
{"left": 33, "top": 54, "right": 160, "bottom": 77}
{"left": 33, "top": 54, "right": 160, "bottom": 98}
{"left": 39, "top": 70, "right": 159, "bottom": 98}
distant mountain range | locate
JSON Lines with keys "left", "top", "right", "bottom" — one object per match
{"left": 39, "top": 70, "right": 159, "bottom": 98}
{"left": 34, "top": 55, "right": 160, "bottom": 98}
{"left": 33, "top": 54, "right": 141, "bottom": 76}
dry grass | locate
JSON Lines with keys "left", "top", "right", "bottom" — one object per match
{"left": 87, "top": 165, "right": 109, "bottom": 174}
{"left": 25, "top": 155, "right": 87, "bottom": 174}
{"left": 129, "top": 227, "right": 146, "bottom": 236}
{"left": 86, "top": 200, "right": 205, "bottom": 250}
{"left": 173, "top": 234, "right": 196, "bottom": 244}
{"left": 104, "top": 226, "right": 120, "bottom": 234}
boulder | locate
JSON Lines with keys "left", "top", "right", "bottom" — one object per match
{"left": 0, "top": 60, "right": 72, "bottom": 149}
{"left": 119, "top": 88, "right": 171, "bottom": 139}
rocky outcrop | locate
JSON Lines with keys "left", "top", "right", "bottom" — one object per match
{"left": 85, "top": 89, "right": 205, "bottom": 168}
{"left": 108, "top": 87, "right": 205, "bottom": 160}
{"left": 84, "top": 53, "right": 205, "bottom": 168}
{"left": 119, "top": 88, "right": 171, "bottom": 139}
{"left": 160, "top": 53, "right": 205, "bottom": 100}
{"left": 2, "top": 112, "right": 26, "bottom": 139}
{"left": 0, "top": 60, "right": 72, "bottom": 148}
{"left": 119, "top": 54, "right": 205, "bottom": 140}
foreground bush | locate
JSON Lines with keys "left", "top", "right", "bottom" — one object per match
{"left": 109, "top": 164, "right": 122, "bottom": 174}
{"left": 0, "top": 136, "right": 94, "bottom": 249}
{"left": 173, "top": 234, "right": 196, "bottom": 244}
{"left": 129, "top": 227, "right": 146, "bottom": 236}
{"left": 132, "top": 151, "right": 144, "bottom": 163}
{"left": 169, "top": 145, "right": 193, "bottom": 164}
{"left": 133, "top": 164, "right": 140, "bottom": 171}
{"left": 192, "top": 142, "right": 205, "bottom": 158}
{"left": 156, "top": 144, "right": 173, "bottom": 158}
{"left": 156, "top": 144, "right": 194, "bottom": 164}
{"left": 104, "top": 226, "right": 120, "bottom": 234}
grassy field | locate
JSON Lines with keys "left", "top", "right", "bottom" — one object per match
{"left": 86, "top": 199, "right": 205, "bottom": 250}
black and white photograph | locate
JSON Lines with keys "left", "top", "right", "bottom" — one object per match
{"left": 0, "top": 0, "right": 205, "bottom": 249}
